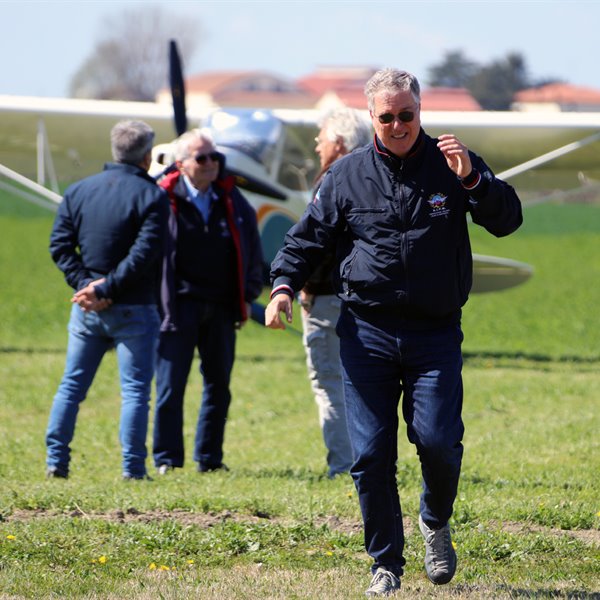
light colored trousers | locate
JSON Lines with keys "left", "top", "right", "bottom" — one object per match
{"left": 301, "top": 294, "right": 353, "bottom": 477}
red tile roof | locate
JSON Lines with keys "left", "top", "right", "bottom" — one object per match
{"left": 297, "top": 67, "right": 378, "bottom": 97}
{"left": 185, "top": 71, "right": 252, "bottom": 93}
{"left": 178, "top": 69, "right": 482, "bottom": 111}
{"left": 183, "top": 70, "right": 317, "bottom": 109}
{"left": 322, "top": 89, "right": 368, "bottom": 110}
{"left": 514, "top": 83, "right": 600, "bottom": 104}
{"left": 421, "top": 87, "right": 482, "bottom": 111}
{"left": 326, "top": 87, "right": 481, "bottom": 111}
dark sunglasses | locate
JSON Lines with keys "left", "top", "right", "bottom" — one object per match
{"left": 376, "top": 111, "right": 415, "bottom": 125}
{"left": 193, "top": 151, "right": 220, "bottom": 165}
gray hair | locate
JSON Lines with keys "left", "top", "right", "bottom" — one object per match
{"left": 321, "top": 108, "right": 372, "bottom": 151}
{"left": 174, "top": 128, "right": 216, "bottom": 161}
{"left": 110, "top": 120, "right": 155, "bottom": 164}
{"left": 364, "top": 68, "right": 421, "bottom": 112}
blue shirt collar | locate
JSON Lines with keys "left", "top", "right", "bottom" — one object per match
{"left": 182, "top": 175, "right": 217, "bottom": 201}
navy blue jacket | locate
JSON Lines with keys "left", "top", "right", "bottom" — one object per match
{"left": 50, "top": 162, "right": 170, "bottom": 304}
{"left": 271, "top": 131, "right": 523, "bottom": 321}
{"left": 159, "top": 170, "right": 264, "bottom": 330}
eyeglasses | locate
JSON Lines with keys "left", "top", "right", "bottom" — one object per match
{"left": 193, "top": 151, "right": 220, "bottom": 165}
{"left": 375, "top": 110, "right": 415, "bottom": 125}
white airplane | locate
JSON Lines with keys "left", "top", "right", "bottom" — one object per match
{"left": 1, "top": 91, "right": 599, "bottom": 296}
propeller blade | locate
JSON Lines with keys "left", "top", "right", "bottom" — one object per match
{"left": 223, "top": 166, "right": 288, "bottom": 201}
{"left": 169, "top": 39, "right": 187, "bottom": 136}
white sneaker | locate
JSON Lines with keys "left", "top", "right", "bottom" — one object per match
{"left": 419, "top": 514, "right": 457, "bottom": 584}
{"left": 365, "top": 567, "right": 401, "bottom": 597}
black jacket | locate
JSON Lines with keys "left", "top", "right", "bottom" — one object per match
{"left": 50, "top": 162, "right": 169, "bottom": 304}
{"left": 271, "top": 131, "right": 523, "bottom": 321}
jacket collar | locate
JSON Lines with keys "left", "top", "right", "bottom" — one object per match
{"left": 159, "top": 170, "right": 236, "bottom": 201}
{"left": 373, "top": 129, "right": 427, "bottom": 172}
{"left": 103, "top": 161, "right": 155, "bottom": 182}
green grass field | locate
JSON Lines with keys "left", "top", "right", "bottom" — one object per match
{"left": 0, "top": 190, "right": 598, "bottom": 599}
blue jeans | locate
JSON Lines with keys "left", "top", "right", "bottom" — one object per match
{"left": 153, "top": 298, "right": 236, "bottom": 469}
{"left": 46, "top": 303, "right": 160, "bottom": 478}
{"left": 337, "top": 305, "right": 464, "bottom": 576}
{"left": 301, "top": 294, "right": 353, "bottom": 477}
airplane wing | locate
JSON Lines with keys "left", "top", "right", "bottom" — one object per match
{"left": 275, "top": 107, "right": 600, "bottom": 197}
{"left": 0, "top": 95, "right": 211, "bottom": 187}
{"left": 2, "top": 96, "right": 599, "bottom": 294}
{"left": 2, "top": 95, "right": 599, "bottom": 194}
{"left": 421, "top": 111, "right": 600, "bottom": 198}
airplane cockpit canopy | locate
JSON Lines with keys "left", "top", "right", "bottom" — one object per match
{"left": 204, "top": 109, "right": 281, "bottom": 175}
{"left": 203, "top": 108, "right": 316, "bottom": 193}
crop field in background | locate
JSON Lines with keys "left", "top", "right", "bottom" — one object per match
{"left": 0, "top": 190, "right": 598, "bottom": 598}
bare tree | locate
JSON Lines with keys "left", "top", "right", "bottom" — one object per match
{"left": 69, "top": 6, "right": 201, "bottom": 101}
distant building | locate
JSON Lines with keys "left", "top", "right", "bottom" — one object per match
{"left": 298, "top": 66, "right": 481, "bottom": 111}
{"left": 157, "top": 67, "right": 482, "bottom": 112}
{"left": 297, "top": 66, "right": 378, "bottom": 110}
{"left": 156, "top": 70, "right": 317, "bottom": 111}
{"left": 512, "top": 83, "right": 600, "bottom": 112}
{"left": 420, "top": 87, "right": 482, "bottom": 111}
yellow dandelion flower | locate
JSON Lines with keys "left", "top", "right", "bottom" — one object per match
{"left": 596, "top": 511, "right": 600, "bottom": 518}
{"left": 452, "top": 541, "right": 457, "bottom": 550}
{"left": 326, "top": 551, "right": 334, "bottom": 556}
{"left": 347, "top": 491, "right": 353, "bottom": 498}
{"left": 6, "top": 535, "right": 16, "bottom": 541}
{"left": 159, "top": 565, "right": 170, "bottom": 571}
{"left": 149, "top": 563, "right": 157, "bottom": 570}
{"left": 98, "top": 556, "right": 107, "bottom": 564}
{"left": 187, "top": 559, "right": 195, "bottom": 565}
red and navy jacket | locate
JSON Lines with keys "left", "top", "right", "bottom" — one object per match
{"left": 159, "top": 169, "right": 263, "bottom": 331}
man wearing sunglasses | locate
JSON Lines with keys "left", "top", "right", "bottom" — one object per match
{"left": 265, "top": 68, "right": 522, "bottom": 596}
{"left": 153, "top": 129, "right": 263, "bottom": 475}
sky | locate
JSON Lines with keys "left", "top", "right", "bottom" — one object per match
{"left": 2, "top": 0, "right": 600, "bottom": 98}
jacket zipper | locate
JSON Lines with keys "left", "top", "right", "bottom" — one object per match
{"left": 396, "top": 160, "right": 408, "bottom": 302}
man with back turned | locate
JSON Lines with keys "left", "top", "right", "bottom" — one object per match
{"left": 46, "top": 120, "right": 169, "bottom": 481}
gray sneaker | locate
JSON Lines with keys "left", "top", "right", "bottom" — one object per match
{"left": 365, "top": 567, "right": 401, "bottom": 597}
{"left": 418, "top": 514, "right": 457, "bottom": 584}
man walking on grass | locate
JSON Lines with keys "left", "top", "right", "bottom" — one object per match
{"left": 265, "top": 68, "right": 522, "bottom": 596}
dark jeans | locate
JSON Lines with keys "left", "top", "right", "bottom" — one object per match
{"left": 153, "top": 298, "right": 236, "bottom": 469}
{"left": 337, "top": 306, "right": 464, "bottom": 576}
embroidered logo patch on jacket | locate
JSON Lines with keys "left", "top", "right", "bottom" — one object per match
{"left": 427, "top": 193, "right": 450, "bottom": 217}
